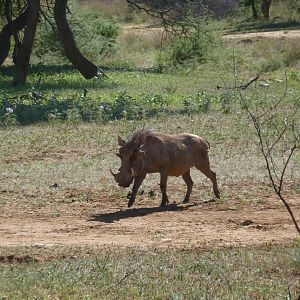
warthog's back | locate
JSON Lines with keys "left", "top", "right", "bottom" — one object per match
{"left": 143, "top": 132, "right": 210, "bottom": 176}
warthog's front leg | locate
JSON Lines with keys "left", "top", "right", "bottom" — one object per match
{"left": 128, "top": 174, "right": 146, "bottom": 208}
{"left": 159, "top": 170, "right": 169, "bottom": 207}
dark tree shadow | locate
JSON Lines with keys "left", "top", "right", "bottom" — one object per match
{"left": 227, "top": 20, "right": 300, "bottom": 34}
{"left": 0, "top": 64, "right": 162, "bottom": 92}
{"left": 90, "top": 203, "right": 201, "bottom": 223}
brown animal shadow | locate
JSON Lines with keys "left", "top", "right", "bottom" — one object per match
{"left": 90, "top": 203, "right": 200, "bottom": 223}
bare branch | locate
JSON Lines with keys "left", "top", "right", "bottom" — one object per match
{"left": 234, "top": 74, "right": 300, "bottom": 235}
{"left": 278, "top": 145, "right": 297, "bottom": 193}
{"left": 217, "top": 76, "right": 259, "bottom": 91}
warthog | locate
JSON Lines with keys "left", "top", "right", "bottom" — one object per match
{"left": 110, "top": 129, "right": 220, "bottom": 207}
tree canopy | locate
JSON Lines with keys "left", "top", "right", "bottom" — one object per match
{"left": 0, "top": 0, "right": 102, "bottom": 85}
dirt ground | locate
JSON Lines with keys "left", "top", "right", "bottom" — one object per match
{"left": 123, "top": 24, "right": 300, "bottom": 40}
{"left": 223, "top": 29, "right": 300, "bottom": 40}
{"left": 0, "top": 183, "right": 299, "bottom": 255}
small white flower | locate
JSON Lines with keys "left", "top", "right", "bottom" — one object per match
{"left": 5, "top": 107, "right": 13, "bottom": 114}
{"left": 259, "top": 82, "right": 270, "bottom": 88}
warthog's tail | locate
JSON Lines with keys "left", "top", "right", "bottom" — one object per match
{"left": 204, "top": 138, "right": 211, "bottom": 151}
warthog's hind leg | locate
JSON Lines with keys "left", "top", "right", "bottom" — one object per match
{"left": 182, "top": 170, "right": 194, "bottom": 203}
{"left": 195, "top": 156, "right": 220, "bottom": 199}
{"left": 210, "top": 170, "right": 220, "bottom": 199}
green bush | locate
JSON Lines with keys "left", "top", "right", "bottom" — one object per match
{"left": 0, "top": 90, "right": 172, "bottom": 125}
{"left": 32, "top": 3, "right": 119, "bottom": 65}
{"left": 71, "top": 9, "right": 119, "bottom": 63}
{"left": 260, "top": 58, "right": 283, "bottom": 73}
{"left": 0, "top": 88, "right": 227, "bottom": 125}
{"left": 157, "top": 17, "right": 219, "bottom": 68}
{"left": 33, "top": 29, "right": 66, "bottom": 64}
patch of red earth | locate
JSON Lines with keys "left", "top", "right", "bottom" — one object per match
{"left": 0, "top": 183, "right": 299, "bottom": 252}
{"left": 3, "top": 148, "right": 99, "bottom": 164}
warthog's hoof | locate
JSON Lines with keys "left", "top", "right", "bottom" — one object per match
{"left": 183, "top": 198, "right": 189, "bottom": 204}
{"left": 128, "top": 199, "right": 134, "bottom": 208}
{"left": 160, "top": 198, "right": 169, "bottom": 207}
{"left": 214, "top": 189, "right": 220, "bottom": 199}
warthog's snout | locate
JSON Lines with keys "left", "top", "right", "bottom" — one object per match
{"left": 110, "top": 168, "right": 133, "bottom": 188}
{"left": 118, "top": 182, "right": 131, "bottom": 188}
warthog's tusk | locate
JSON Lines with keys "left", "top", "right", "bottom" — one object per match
{"left": 130, "top": 168, "right": 135, "bottom": 178}
{"left": 110, "top": 168, "right": 117, "bottom": 177}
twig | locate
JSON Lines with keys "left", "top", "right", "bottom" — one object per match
{"left": 217, "top": 75, "right": 259, "bottom": 91}
{"left": 287, "top": 285, "right": 292, "bottom": 300}
{"left": 115, "top": 265, "right": 141, "bottom": 287}
{"left": 235, "top": 75, "right": 300, "bottom": 236}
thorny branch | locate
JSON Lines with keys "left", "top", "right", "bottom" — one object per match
{"left": 218, "top": 60, "right": 300, "bottom": 235}
{"left": 237, "top": 77, "right": 300, "bottom": 235}
{"left": 126, "top": 0, "right": 211, "bottom": 41}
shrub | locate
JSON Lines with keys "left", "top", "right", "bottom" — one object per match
{"left": 282, "top": 39, "right": 300, "bottom": 67}
{"left": 156, "top": 16, "right": 219, "bottom": 68}
{"left": 260, "top": 57, "right": 283, "bottom": 73}
{"left": 0, "top": 90, "right": 171, "bottom": 125}
{"left": 32, "top": 2, "right": 119, "bottom": 65}
{"left": 1, "top": 86, "right": 230, "bottom": 126}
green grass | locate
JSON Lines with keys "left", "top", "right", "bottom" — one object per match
{"left": 0, "top": 245, "right": 299, "bottom": 299}
{"left": 0, "top": 113, "right": 299, "bottom": 209}
{"left": 1, "top": 36, "right": 299, "bottom": 125}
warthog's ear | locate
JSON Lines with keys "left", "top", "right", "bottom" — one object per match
{"left": 131, "top": 146, "right": 145, "bottom": 177}
{"left": 118, "top": 135, "right": 126, "bottom": 146}
{"left": 140, "top": 144, "right": 145, "bottom": 152}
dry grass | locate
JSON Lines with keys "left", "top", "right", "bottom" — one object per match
{"left": 270, "top": 0, "right": 300, "bottom": 21}
{"left": 1, "top": 113, "right": 299, "bottom": 199}
{"left": 114, "top": 27, "right": 164, "bottom": 67}
{"left": 79, "top": 0, "right": 150, "bottom": 23}
{"left": 79, "top": 0, "right": 128, "bottom": 19}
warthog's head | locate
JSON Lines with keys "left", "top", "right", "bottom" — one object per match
{"left": 110, "top": 135, "right": 145, "bottom": 188}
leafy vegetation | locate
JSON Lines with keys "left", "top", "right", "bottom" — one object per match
{"left": 157, "top": 18, "right": 219, "bottom": 68}
{"left": 33, "top": 3, "right": 119, "bottom": 65}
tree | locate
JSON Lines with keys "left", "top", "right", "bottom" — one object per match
{"left": 239, "top": 76, "right": 300, "bottom": 234}
{"left": 0, "top": 0, "right": 102, "bottom": 85}
{"left": 54, "top": 0, "right": 100, "bottom": 79}
{"left": 249, "top": 0, "right": 258, "bottom": 19}
{"left": 0, "top": 0, "right": 231, "bottom": 85}
{"left": 221, "top": 72, "right": 300, "bottom": 235}
{"left": 243, "top": 0, "right": 272, "bottom": 20}
{"left": 0, "top": 1, "right": 28, "bottom": 66}
{"left": 261, "top": 0, "right": 272, "bottom": 20}
{"left": 13, "top": 0, "right": 40, "bottom": 85}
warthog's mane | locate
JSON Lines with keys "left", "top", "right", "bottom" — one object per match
{"left": 130, "top": 128, "right": 154, "bottom": 146}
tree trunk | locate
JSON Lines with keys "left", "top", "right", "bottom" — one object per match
{"left": 54, "top": 0, "right": 99, "bottom": 79}
{"left": 261, "top": 0, "right": 272, "bottom": 20}
{"left": 13, "top": 0, "right": 40, "bottom": 85}
{"left": 249, "top": 0, "right": 258, "bottom": 19}
{"left": 0, "top": 7, "right": 28, "bottom": 67}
